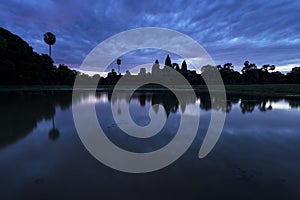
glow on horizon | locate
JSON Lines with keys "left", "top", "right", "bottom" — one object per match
{"left": 70, "top": 62, "right": 300, "bottom": 78}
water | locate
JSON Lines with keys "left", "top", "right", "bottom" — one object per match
{"left": 0, "top": 91, "right": 300, "bottom": 199}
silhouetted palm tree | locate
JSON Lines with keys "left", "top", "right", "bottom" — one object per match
{"left": 117, "top": 59, "right": 121, "bottom": 74}
{"left": 43, "top": 32, "right": 56, "bottom": 57}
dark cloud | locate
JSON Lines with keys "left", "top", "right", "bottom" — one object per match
{"left": 0, "top": 0, "right": 299, "bottom": 72}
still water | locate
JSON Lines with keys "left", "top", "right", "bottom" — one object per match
{"left": 0, "top": 91, "right": 300, "bottom": 199}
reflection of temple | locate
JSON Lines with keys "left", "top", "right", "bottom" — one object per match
{"left": 3, "top": 91, "right": 299, "bottom": 149}
{"left": 99, "top": 91, "right": 295, "bottom": 116}
{"left": 106, "top": 91, "right": 197, "bottom": 116}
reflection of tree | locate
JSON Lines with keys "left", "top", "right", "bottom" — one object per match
{"left": 239, "top": 95, "right": 282, "bottom": 113}
{"left": 198, "top": 93, "right": 211, "bottom": 111}
{"left": 285, "top": 96, "right": 300, "bottom": 108}
{"left": 99, "top": 91, "right": 300, "bottom": 116}
{"left": 48, "top": 117, "right": 60, "bottom": 141}
{"left": 103, "top": 91, "right": 198, "bottom": 117}
{"left": 149, "top": 91, "right": 198, "bottom": 116}
{"left": 0, "top": 91, "right": 89, "bottom": 148}
{"left": 138, "top": 94, "right": 146, "bottom": 107}
{"left": 240, "top": 100, "right": 256, "bottom": 113}
{"left": 219, "top": 94, "right": 240, "bottom": 113}
{"left": 151, "top": 92, "right": 179, "bottom": 117}
{"left": 258, "top": 98, "right": 272, "bottom": 112}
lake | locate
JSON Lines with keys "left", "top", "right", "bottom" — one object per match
{"left": 0, "top": 91, "right": 300, "bottom": 199}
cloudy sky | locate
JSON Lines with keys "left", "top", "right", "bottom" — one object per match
{"left": 1, "top": 0, "right": 299, "bottom": 73}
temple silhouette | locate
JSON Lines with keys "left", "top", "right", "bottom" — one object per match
{"left": 100, "top": 54, "right": 300, "bottom": 86}
{"left": 100, "top": 55, "right": 203, "bottom": 85}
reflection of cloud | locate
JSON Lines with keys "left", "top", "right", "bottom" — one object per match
{"left": 98, "top": 93, "right": 109, "bottom": 104}
{"left": 79, "top": 94, "right": 100, "bottom": 105}
{"left": 184, "top": 104, "right": 199, "bottom": 116}
{"left": 271, "top": 101, "right": 293, "bottom": 110}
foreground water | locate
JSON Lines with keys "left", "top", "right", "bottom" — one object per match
{"left": 0, "top": 91, "right": 300, "bottom": 199}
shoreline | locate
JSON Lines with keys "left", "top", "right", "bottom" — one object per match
{"left": 0, "top": 84, "right": 300, "bottom": 96}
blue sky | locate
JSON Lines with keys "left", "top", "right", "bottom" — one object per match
{"left": 1, "top": 0, "right": 300, "bottom": 73}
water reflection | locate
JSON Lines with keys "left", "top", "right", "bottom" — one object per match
{"left": 0, "top": 91, "right": 89, "bottom": 148}
{"left": 1, "top": 91, "right": 299, "bottom": 148}
{"left": 48, "top": 117, "right": 60, "bottom": 141}
{"left": 0, "top": 91, "right": 300, "bottom": 199}
{"left": 97, "top": 91, "right": 300, "bottom": 115}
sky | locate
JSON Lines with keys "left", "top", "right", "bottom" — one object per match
{"left": 1, "top": 0, "right": 300, "bottom": 74}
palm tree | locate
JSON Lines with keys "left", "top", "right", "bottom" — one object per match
{"left": 43, "top": 32, "right": 56, "bottom": 57}
{"left": 48, "top": 117, "right": 60, "bottom": 140}
{"left": 117, "top": 59, "right": 121, "bottom": 74}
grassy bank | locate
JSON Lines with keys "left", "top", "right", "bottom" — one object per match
{"left": 0, "top": 84, "right": 300, "bottom": 95}
{"left": 224, "top": 84, "right": 300, "bottom": 95}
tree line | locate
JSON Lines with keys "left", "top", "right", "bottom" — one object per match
{"left": 103, "top": 55, "right": 300, "bottom": 85}
{"left": 0, "top": 27, "right": 299, "bottom": 86}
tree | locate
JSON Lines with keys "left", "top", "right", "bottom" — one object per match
{"left": 241, "top": 61, "right": 260, "bottom": 83}
{"left": 165, "top": 55, "right": 172, "bottom": 67}
{"left": 242, "top": 60, "right": 257, "bottom": 74}
{"left": 43, "top": 32, "right": 56, "bottom": 57}
{"left": 201, "top": 65, "right": 218, "bottom": 73}
{"left": 261, "top": 64, "right": 269, "bottom": 72}
{"left": 216, "top": 63, "right": 241, "bottom": 84}
{"left": 286, "top": 67, "right": 300, "bottom": 83}
{"left": 261, "top": 64, "right": 275, "bottom": 72}
{"left": 216, "top": 65, "right": 223, "bottom": 71}
{"left": 116, "top": 58, "right": 121, "bottom": 74}
{"left": 223, "top": 63, "right": 234, "bottom": 71}
{"left": 125, "top": 70, "right": 131, "bottom": 76}
{"left": 269, "top": 65, "right": 275, "bottom": 72}
{"left": 242, "top": 61, "right": 250, "bottom": 74}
